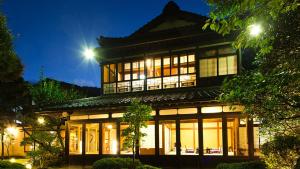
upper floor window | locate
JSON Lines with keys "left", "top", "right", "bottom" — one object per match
{"left": 146, "top": 58, "right": 161, "bottom": 78}
{"left": 180, "top": 54, "right": 195, "bottom": 74}
{"left": 104, "top": 64, "right": 116, "bottom": 83}
{"left": 199, "top": 46, "right": 237, "bottom": 77}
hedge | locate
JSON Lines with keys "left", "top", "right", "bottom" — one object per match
{"left": 0, "top": 161, "right": 25, "bottom": 169}
{"left": 216, "top": 161, "right": 266, "bottom": 169}
{"left": 93, "top": 158, "right": 161, "bottom": 169}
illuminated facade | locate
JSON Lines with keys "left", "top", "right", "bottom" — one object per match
{"left": 39, "top": 2, "right": 262, "bottom": 167}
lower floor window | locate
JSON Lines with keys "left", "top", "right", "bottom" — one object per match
{"left": 102, "top": 123, "right": 117, "bottom": 154}
{"left": 68, "top": 117, "right": 261, "bottom": 156}
{"left": 159, "top": 120, "right": 176, "bottom": 155}
{"left": 69, "top": 124, "right": 82, "bottom": 154}
{"left": 180, "top": 119, "right": 198, "bottom": 155}
{"left": 203, "top": 118, "right": 223, "bottom": 155}
{"left": 227, "top": 118, "right": 248, "bottom": 156}
{"left": 85, "top": 123, "right": 99, "bottom": 154}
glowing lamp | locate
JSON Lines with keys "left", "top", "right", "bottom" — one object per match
{"left": 37, "top": 117, "right": 45, "bottom": 125}
{"left": 9, "top": 158, "right": 16, "bottom": 163}
{"left": 6, "top": 127, "right": 18, "bottom": 137}
{"left": 25, "top": 163, "right": 32, "bottom": 169}
{"left": 146, "top": 59, "right": 152, "bottom": 67}
{"left": 107, "top": 125, "right": 113, "bottom": 129}
{"left": 83, "top": 48, "right": 95, "bottom": 60}
{"left": 249, "top": 24, "right": 262, "bottom": 37}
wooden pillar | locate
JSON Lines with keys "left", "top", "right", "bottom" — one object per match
{"left": 82, "top": 123, "right": 86, "bottom": 156}
{"left": 247, "top": 118, "right": 254, "bottom": 158}
{"left": 65, "top": 121, "right": 70, "bottom": 158}
{"left": 175, "top": 116, "right": 181, "bottom": 167}
{"left": 99, "top": 122, "right": 102, "bottom": 155}
{"left": 176, "top": 117, "right": 181, "bottom": 156}
{"left": 198, "top": 107, "right": 203, "bottom": 168}
{"left": 117, "top": 121, "right": 121, "bottom": 155}
{"left": 197, "top": 107, "right": 203, "bottom": 157}
{"left": 155, "top": 109, "right": 159, "bottom": 157}
{"left": 222, "top": 114, "right": 228, "bottom": 157}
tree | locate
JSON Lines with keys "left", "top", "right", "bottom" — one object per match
{"left": 20, "top": 77, "right": 83, "bottom": 168}
{"left": 204, "top": 1, "right": 300, "bottom": 168}
{"left": 204, "top": 0, "right": 300, "bottom": 135}
{"left": 0, "top": 12, "right": 29, "bottom": 160}
{"left": 122, "top": 99, "right": 152, "bottom": 165}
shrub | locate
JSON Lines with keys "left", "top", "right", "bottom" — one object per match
{"left": 216, "top": 161, "right": 266, "bottom": 169}
{"left": 0, "top": 161, "right": 25, "bottom": 169}
{"left": 136, "top": 164, "right": 161, "bottom": 169}
{"left": 93, "top": 157, "right": 142, "bottom": 169}
{"left": 261, "top": 135, "right": 300, "bottom": 169}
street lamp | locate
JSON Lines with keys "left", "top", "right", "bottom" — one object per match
{"left": 249, "top": 24, "right": 262, "bottom": 37}
{"left": 83, "top": 48, "right": 95, "bottom": 60}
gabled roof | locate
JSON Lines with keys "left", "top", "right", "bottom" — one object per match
{"left": 130, "top": 1, "right": 208, "bottom": 36}
{"left": 98, "top": 1, "right": 214, "bottom": 48}
{"left": 38, "top": 86, "right": 221, "bottom": 112}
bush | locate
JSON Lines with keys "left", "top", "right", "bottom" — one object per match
{"left": 0, "top": 161, "right": 25, "bottom": 169}
{"left": 93, "top": 157, "right": 142, "bottom": 169}
{"left": 261, "top": 135, "right": 300, "bottom": 169}
{"left": 136, "top": 164, "right": 161, "bottom": 169}
{"left": 216, "top": 161, "right": 266, "bottom": 169}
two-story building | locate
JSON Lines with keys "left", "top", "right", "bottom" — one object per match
{"left": 39, "top": 1, "right": 261, "bottom": 167}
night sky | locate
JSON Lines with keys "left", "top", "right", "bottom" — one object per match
{"left": 2, "top": 0, "right": 209, "bottom": 87}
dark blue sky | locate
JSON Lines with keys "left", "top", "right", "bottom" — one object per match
{"left": 2, "top": 0, "right": 209, "bottom": 87}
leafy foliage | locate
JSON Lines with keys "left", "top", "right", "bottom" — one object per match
{"left": 261, "top": 135, "right": 300, "bottom": 169}
{"left": 216, "top": 161, "right": 266, "bottom": 169}
{"left": 30, "top": 78, "right": 83, "bottom": 107}
{"left": 0, "top": 12, "right": 29, "bottom": 116}
{"left": 136, "top": 164, "right": 161, "bottom": 169}
{"left": 0, "top": 160, "right": 25, "bottom": 169}
{"left": 0, "top": 14, "right": 23, "bottom": 82}
{"left": 93, "top": 157, "right": 142, "bottom": 169}
{"left": 122, "top": 99, "right": 152, "bottom": 161}
{"left": 19, "top": 76, "right": 83, "bottom": 168}
{"left": 205, "top": 1, "right": 300, "bottom": 167}
{"left": 205, "top": 0, "right": 300, "bottom": 136}
{"left": 20, "top": 114, "right": 65, "bottom": 169}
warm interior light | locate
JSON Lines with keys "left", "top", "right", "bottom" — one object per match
{"left": 83, "top": 48, "right": 95, "bottom": 60}
{"left": 37, "top": 117, "right": 45, "bottom": 125}
{"left": 6, "top": 127, "right": 18, "bottom": 137}
{"left": 107, "top": 125, "right": 113, "bottom": 129}
{"left": 201, "top": 106, "right": 223, "bottom": 113}
{"left": 112, "top": 140, "right": 117, "bottom": 154}
{"left": 146, "top": 59, "right": 152, "bottom": 67}
{"left": 249, "top": 24, "right": 262, "bottom": 37}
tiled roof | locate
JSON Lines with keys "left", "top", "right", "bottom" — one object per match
{"left": 38, "top": 87, "right": 221, "bottom": 112}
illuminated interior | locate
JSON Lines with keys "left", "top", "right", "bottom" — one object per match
{"left": 159, "top": 120, "right": 176, "bottom": 155}
{"left": 140, "top": 122, "right": 155, "bottom": 155}
{"left": 203, "top": 118, "right": 223, "bottom": 155}
{"left": 103, "top": 46, "right": 237, "bottom": 94}
{"left": 102, "top": 123, "right": 117, "bottom": 154}
{"left": 180, "top": 119, "right": 198, "bottom": 155}
{"left": 69, "top": 124, "right": 82, "bottom": 154}
{"left": 85, "top": 123, "right": 99, "bottom": 154}
{"left": 227, "top": 118, "right": 249, "bottom": 156}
